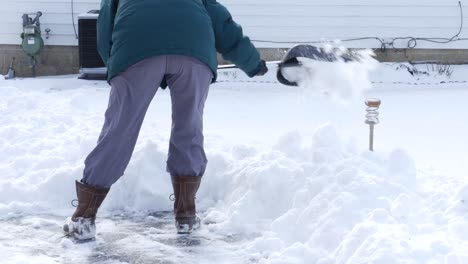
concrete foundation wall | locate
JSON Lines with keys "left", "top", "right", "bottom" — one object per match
{"left": 0, "top": 45, "right": 78, "bottom": 77}
{"left": 2, "top": 44, "right": 468, "bottom": 77}
{"left": 373, "top": 49, "right": 468, "bottom": 64}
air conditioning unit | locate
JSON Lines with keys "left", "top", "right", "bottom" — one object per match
{"left": 78, "top": 10, "right": 106, "bottom": 79}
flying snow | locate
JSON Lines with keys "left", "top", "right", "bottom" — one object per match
{"left": 281, "top": 47, "right": 378, "bottom": 100}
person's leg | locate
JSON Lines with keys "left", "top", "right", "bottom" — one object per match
{"left": 64, "top": 56, "right": 167, "bottom": 240}
{"left": 166, "top": 55, "right": 212, "bottom": 177}
{"left": 165, "top": 55, "right": 213, "bottom": 233}
{"left": 83, "top": 56, "right": 167, "bottom": 188}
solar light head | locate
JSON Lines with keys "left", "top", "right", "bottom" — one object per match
{"left": 365, "top": 98, "right": 381, "bottom": 108}
{"left": 365, "top": 98, "right": 381, "bottom": 125}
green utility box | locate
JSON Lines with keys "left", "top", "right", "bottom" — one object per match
{"left": 21, "top": 12, "right": 44, "bottom": 56}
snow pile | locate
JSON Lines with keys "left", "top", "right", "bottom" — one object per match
{"left": 0, "top": 81, "right": 116, "bottom": 218}
{"left": 281, "top": 47, "right": 378, "bottom": 100}
{"left": 197, "top": 125, "right": 468, "bottom": 263}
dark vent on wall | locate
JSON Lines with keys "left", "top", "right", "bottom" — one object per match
{"left": 78, "top": 11, "right": 106, "bottom": 79}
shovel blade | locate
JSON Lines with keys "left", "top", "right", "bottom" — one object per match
{"left": 277, "top": 44, "right": 352, "bottom": 86}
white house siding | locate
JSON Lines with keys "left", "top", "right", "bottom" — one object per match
{"left": 0, "top": 0, "right": 467, "bottom": 49}
{"left": 0, "top": 0, "right": 100, "bottom": 46}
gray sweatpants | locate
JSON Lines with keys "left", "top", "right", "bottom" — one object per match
{"left": 83, "top": 55, "right": 213, "bottom": 188}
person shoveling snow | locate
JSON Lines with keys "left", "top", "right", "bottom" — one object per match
{"left": 62, "top": 0, "right": 377, "bottom": 242}
{"left": 63, "top": 0, "right": 268, "bottom": 241}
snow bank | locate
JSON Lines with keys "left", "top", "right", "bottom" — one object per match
{"left": 2, "top": 112, "right": 465, "bottom": 262}
{"left": 57, "top": 126, "right": 468, "bottom": 263}
{"left": 197, "top": 125, "right": 458, "bottom": 263}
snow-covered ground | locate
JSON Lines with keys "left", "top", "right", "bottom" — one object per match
{"left": 1, "top": 61, "right": 468, "bottom": 264}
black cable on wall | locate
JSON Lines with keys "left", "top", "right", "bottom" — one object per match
{"left": 71, "top": 0, "right": 78, "bottom": 39}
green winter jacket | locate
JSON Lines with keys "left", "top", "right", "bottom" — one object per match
{"left": 97, "top": 0, "right": 262, "bottom": 84}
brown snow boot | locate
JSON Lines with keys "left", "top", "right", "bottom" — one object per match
{"left": 171, "top": 175, "right": 202, "bottom": 234}
{"left": 63, "top": 180, "right": 109, "bottom": 240}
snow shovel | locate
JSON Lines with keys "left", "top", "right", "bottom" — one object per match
{"left": 218, "top": 44, "right": 354, "bottom": 86}
{"left": 5, "top": 57, "right": 16, "bottom": 79}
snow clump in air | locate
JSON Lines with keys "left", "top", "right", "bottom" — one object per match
{"left": 281, "top": 44, "right": 378, "bottom": 101}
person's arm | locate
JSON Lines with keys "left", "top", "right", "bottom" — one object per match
{"left": 204, "top": 0, "right": 265, "bottom": 77}
{"left": 97, "top": 0, "right": 119, "bottom": 66}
